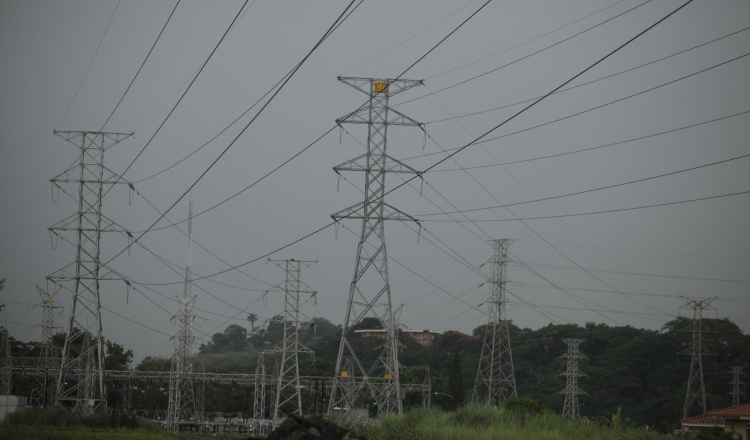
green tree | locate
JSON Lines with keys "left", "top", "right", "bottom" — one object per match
{"left": 105, "top": 340, "right": 133, "bottom": 370}
{"left": 448, "top": 349, "right": 465, "bottom": 409}
{"left": 247, "top": 313, "right": 258, "bottom": 334}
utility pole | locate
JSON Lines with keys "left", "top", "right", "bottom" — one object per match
{"left": 328, "top": 77, "right": 424, "bottom": 418}
{"left": 559, "top": 338, "right": 587, "bottom": 419}
{"left": 729, "top": 366, "right": 745, "bottom": 407}
{"left": 679, "top": 298, "right": 716, "bottom": 419}
{"left": 472, "top": 239, "right": 516, "bottom": 406}
{"left": 167, "top": 199, "right": 202, "bottom": 433}
{"left": 29, "top": 285, "right": 62, "bottom": 407}
{"left": 266, "top": 259, "right": 316, "bottom": 423}
{"left": 47, "top": 130, "right": 132, "bottom": 413}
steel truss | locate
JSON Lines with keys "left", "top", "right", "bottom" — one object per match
{"left": 472, "top": 239, "right": 516, "bottom": 406}
{"left": 329, "top": 76, "right": 424, "bottom": 418}
{"left": 558, "top": 338, "right": 587, "bottom": 419}
{"left": 679, "top": 298, "right": 716, "bottom": 418}
{"left": 265, "top": 259, "right": 317, "bottom": 423}
{"left": 46, "top": 130, "right": 132, "bottom": 413}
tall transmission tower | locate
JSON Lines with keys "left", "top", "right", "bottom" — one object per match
{"left": 558, "top": 338, "right": 587, "bottom": 419}
{"left": 328, "top": 77, "right": 424, "bottom": 418}
{"left": 167, "top": 200, "right": 202, "bottom": 432}
{"left": 46, "top": 130, "right": 132, "bottom": 413}
{"left": 679, "top": 298, "right": 716, "bottom": 419}
{"left": 29, "top": 285, "right": 63, "bottom": 407}
{"left": 266, "top": 259, "right": 316, "bottom": 423}
{"left": 472, "top": 239, "right": 517, "bottom": 406}
{"left": 728, "top": 366, "right": 745, "bottom": 407}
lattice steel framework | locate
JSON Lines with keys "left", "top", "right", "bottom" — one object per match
{"left": 47, "top": 130, "right": 132, "bottom": 413}
{"left": 729, "top": 366, "right": 745, "bottom": 407}
{"left": 266, "top": 259, "right": 316, "bottom": 422}
{"left": 29, "top": 285, "right": 62, "bottom": 407}
{"left": 559, "top": 338, "right": 587, "bottom": 419}
{"left": 679, "top": 298, "right": 716, "bottom": 419}
{"left": 329, "top": 76, "right": 424, "bottom": 418}
{"left": 167, "top": 200, "right": 203, "bottom": 433}
{"left": 0, "top": 329, "right": 11, "bottom": 395}
{"left": 472, "top": 239, "right": 516, "bottom": 406}
{"left": 252, "top": 352, "right": 270, "bottom": 435}
{"left": 422, "top": 367, "right": 432, "bottom": 410}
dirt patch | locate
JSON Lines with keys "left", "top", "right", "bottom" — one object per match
{"left": 258, "top": 415, "right": 365, "bottom": 440}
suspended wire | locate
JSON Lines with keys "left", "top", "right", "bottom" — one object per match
{"left": 423, "top": 189, "right": 750, "bottom": 223}
{"left": 419, "top": 153, "right": 750, "bottom": 217}
{"left": 429, "top": 110, "right": 750, "bottom": 171}
{"left": 56, "top": 0, "right": 121, "bottom": 128}
{"left": 108, "top": 0, "right": 252, "bottom": 186}
{"left": 340, "top": 0, "right": 480, "bottom": 75}
{"left": 99, "top": 0, "right": 181, "bottom": 131}
{"left": 404, "top": 52, "right": 750, "bottom": 162}
{"left": 425, "top": 25, "right": 750, "bottom": 124}
{"left": 100, "top": 0, "right": 362, "bottom": 270}
{"left": 425, "top": 0, "right": 628, "bottom": 80}
{"left": 394, "top": 0, "right": 653, "bottom": 108}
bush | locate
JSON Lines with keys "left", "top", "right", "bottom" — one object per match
{"left": 502, "top": 396, "right": 545, "bottom": 414}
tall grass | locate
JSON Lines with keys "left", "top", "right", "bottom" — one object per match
{"left": 337, "top": 405, "right": 672, "bottom": 440}
{"left": 2, "top": 407, "right": 163, "bottom": 431}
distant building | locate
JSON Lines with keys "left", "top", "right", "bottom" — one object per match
{"left": 681, "top": 403, "right": 750, "bottom": 439}
{"left": 354, "top": 329, "right": 441, "bottom": 346}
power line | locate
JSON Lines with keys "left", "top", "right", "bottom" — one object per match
{"left": 425, "top": 0, "right": 628, "bottom": 80}
{"left": 404, "top": 52, "right": 750, "bottom": 161}
{"left": 394, "top": 0, "right": 653, "bottom": 108}
{"left": 427, "top": 110, "right": 750, "bottom": 171}
{"left": 419, "top": 153, "right": 750, "bottom": 216}
{"left": 99, "top": 0, "right": 181, "bottom": 131}
{"left": 424, "top": 25, "right": 750, "bottom": 124}
{"left": 422, "top": 189, "right": 750, "bottom": 223}
{"left": 126, "top": 0, "right": 696, "bottom": 291}
{"left": 56, "top": 0, "right": 121, "bottom": 128}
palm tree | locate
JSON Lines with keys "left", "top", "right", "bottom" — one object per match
{"left": 247, "top": 313, "right": 258, "bottom": 334}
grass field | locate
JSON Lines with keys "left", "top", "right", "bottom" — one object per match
{"left": 339, "top": 405, "right": 672, "bottom": 440}
{"left": 1, "top": 405, "right": 673, "bottom": 440}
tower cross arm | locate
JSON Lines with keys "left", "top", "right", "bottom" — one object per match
{"left": 331, "top": 202, "right": 420, "bottom": 224}
{"left": 336, "top": 108, "right": 423, "bottom": 127}
{"left": 334, "top": 153, "right": 422, "bottom": 174}
{"left": 337, "top": 77, "right": 423, "bottom": 96}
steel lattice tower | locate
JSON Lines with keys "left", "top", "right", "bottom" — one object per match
{"left": 472, "top": 239, "right": 517, "bottom": 406}
{"left": 46, "top": 130, "right": 132, "bottom": 413}
{"left": 167, "top": 200, "right": 202, "bottom": 433}
{"left": 253, "top": 351, "right": 269, "bottom": 435}
{"left": 729, "top": 366, "right": 745, "bottom": 407}
{"left": 559, "top": 338, "right": 587, "bottom": 419}
{"left": 679, "top": 298, "right": 716, "bottom": 419}
{"left": 29, "top": 285, "right": 62, "bottom": 407}
{"left": 0, "top": 329, "right": 11, "bottom": 395}
{"left": 328, "top": 77, "right": 424, "bottom": 418}
{"left": 266, "top": 259, "right": 316, "bottom": 422}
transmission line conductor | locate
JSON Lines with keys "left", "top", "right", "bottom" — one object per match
{"left": 328, "top": 77, "right": 425, "bottom": 419}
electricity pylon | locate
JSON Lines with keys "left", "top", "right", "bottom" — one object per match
{"left": 679, "top": 298, "right": 716, "bottom": 418}
{"left": 472, "top": 239, "right": 516, "bottom": 406}
{"left": 728, "top": 366, "right": 745, "bottom": 407}
{"left": 559, "top": 338, "right": 587, "bottom": 419}
{"left": 253, "top": 351, "right": 268, "bottom": 433}
{"left": 167, "top": 200, "right": 202, "bottom": 433}
{"left": 266, "top": 259, "right": 316, "bottom": 422}
{"left": 328, "top": 77, "right": 424, "bottom": 418}
{"left": 29, "top": 285, "right": 63, "bottom": 407}
{"left": 0, "top": 329, "right": 11, "bottom": 395}
{"left": 47, "top": 130, "right": 132, "bottom": 413}
{"left": 422, "top": 367, "right": 432, "bottom": 409}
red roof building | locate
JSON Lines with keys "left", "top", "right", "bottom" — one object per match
{"left": 681, "top": 403, "right": 750, "bottom": 439}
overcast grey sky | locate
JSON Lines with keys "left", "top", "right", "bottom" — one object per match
{"left": 1, "top": 0, "right": 749, "bottom": 363}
